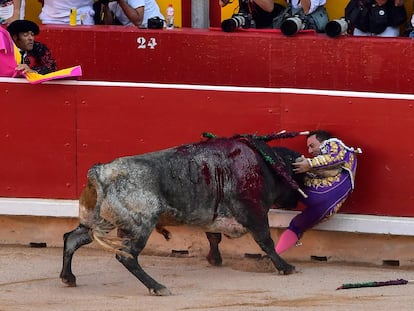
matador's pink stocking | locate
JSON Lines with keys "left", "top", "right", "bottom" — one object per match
{"left": 275, "top": 229, "right": 298, "bottom": 254}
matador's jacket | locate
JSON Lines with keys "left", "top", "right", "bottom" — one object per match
{"left": 288, "top": 138, "right": 362, "bottom": 238}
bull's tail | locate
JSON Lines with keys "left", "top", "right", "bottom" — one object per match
{"left": 92, "top": 220, "right": 132, "bottom": 258}
{"left": 87, "top": 164, "right": 133, "bottom": 258}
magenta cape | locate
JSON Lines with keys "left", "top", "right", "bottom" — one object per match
{"left": 0, "top": 26, "right": 82, "bottom": 83}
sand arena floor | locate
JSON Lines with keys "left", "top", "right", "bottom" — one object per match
{"left": 1, "top": 244, "right": 414, "bottom": 311}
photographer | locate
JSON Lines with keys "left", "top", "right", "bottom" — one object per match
{"left": 345, "top": 0, "right": 407, "bottom": 37}
{"left": 219, "top": 0, "right": 285, "bottom": 28}
{"left": 97, "top": 0, "right": 163, "bottom": 28}
{"left": 273, "top": 0, "right": 329, "bottom": 33}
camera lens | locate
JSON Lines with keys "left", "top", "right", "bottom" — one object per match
{"left": 222, "top": 19, "right": 238, "bottom": 32}
{"left": 221, "top": 14, "right": 246, "bottom": 32}
{"left": 326, "top": 19, "right": 348, "bottom": 38}
{"left": 281, "top": 17, "right": 303, "bottom": 36}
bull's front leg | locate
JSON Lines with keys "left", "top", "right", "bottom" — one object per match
{"left": 251, "top": 227, "right": 295, "bottom": 274}
{"left": 60, "top": 224, "right": 93, "bottom": 286}
{"left": 246, "top": 212, "right": 295, "bottom": 275}
{"left": 205, "top": 232, "right": 222, "bottom": 266}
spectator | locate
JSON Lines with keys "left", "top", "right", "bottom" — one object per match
{"left": 219, "top": 0, "right": 286, "bottom": 29}
{"left": 272, "top": 0, "right": 329, "bottom": 32}
{"left": 345, "top": 0, "right": 407, "bottom": 37}
{"left": 1, "top": 0, "right": 24, "bottom": 25}
{"left": 98, "top": 0, "right": 163, "bottom": 28}
{"left": 275, "top": 130, "right": 361, "bottom": 254}
{"left": 39, "top": 0, "right": 95, "bottom": 25}
{"left": 7, "top": 19, "right": 57, "bottom": 74}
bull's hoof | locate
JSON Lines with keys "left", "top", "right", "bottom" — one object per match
{"left": 149, "top": 286, "right": 171, "bottom": 296}
{"left": 61, "top": 278, "right": 76, "bottom": 287}
{"left": 60, "top": 273, "right": 77, "bottom": 287}
{"left": 279, "top": 264, "right": 296, "bottom": 275}
{"left": 206, "top": 254, "right": 222, "bottom": 266}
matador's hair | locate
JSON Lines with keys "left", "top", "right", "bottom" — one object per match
{"left": 307, "top": 130, "right": 333, "bottom": 142}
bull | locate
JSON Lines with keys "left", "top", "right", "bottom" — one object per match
{"left": 60, "top": 134, "right": 305, "bottom": 296}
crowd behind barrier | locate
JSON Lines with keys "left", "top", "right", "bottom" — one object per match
{"left": 2, "top": 1, "right": 414, "bottom": 81}
{"left": 1, "top": 1, "right": 414, "bottom": 37}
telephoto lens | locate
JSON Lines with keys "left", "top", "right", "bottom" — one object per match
{"left": 221, "top": 14, "right": 248, "bottom": 32}
{"left": 280, "top": 16, "right": 303, "bottom": 36}
{"left": 326, "top": 19, "right": 348, "bottom": 38}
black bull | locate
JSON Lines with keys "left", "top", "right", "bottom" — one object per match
{"left": 60, "top": 137, "right": 304, "bottom": 296}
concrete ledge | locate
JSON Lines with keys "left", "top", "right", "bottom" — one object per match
{"left": 0, "top": 198, "right": 78, "bottom": 217}
{"left": 1, "top": 198, "right": 413, "bottom": 236}
{"left": 269, "top": 210, "right": 414, "bottom": 236}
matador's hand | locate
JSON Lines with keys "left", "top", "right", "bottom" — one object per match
{"left": 16, "top": 64, "right": 37, "bottom": 74}
{"left": 292, "top": 158, "right": 311, "bottom": 174}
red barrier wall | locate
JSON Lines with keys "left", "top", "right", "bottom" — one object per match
{"left": 35, "top": 26, "right": 414, "bottom": 94}
{"left": 1, "top": 80, "right": 414, "bottom": 218}
{"left": 2, "top": 27, "right": 414, "bottom": 219}
{"left": 0, "top": 82, "right": 77, "bottom": 199}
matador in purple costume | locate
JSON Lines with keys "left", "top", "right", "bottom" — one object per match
{"left": 275, "top": 130, "right": 362, "bottom": 254}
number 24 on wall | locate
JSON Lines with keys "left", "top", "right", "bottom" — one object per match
{"left": 137, "top": 37, "right": 158, "bottom": 49}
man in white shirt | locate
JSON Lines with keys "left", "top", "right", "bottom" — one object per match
{"left": 0, "top": 0, "right": 24, "bottom": 24}
{"left": 39, "top": 0, "right": 95, "bottom": 25}
{"left": 290, "top": 0, "right": 326, "bottom": 15}
{"left": 102, "top": 0, "right": 163, "bottom": 28}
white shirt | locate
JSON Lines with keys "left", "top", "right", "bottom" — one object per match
{"left": 290, "top": 0, "right": 326, "bottom": 15}
{"left": 39, "top": 0, "right": 95, "bottom": 25}
{"left": 0, "top": 0, "right": 25, "bottom": 23}
{"left": 0, "top": 0, "right": 13, "bottom": 22}
{"left": 109, "top": 0, "right": 164, "bottom": 27}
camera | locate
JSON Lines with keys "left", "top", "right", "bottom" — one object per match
{"left": 325, "top": 18, "right": 349, "bottom": 38}
{"left": 221, "top": 12, "right": 253, "bottom": 32}
{"left": 280, "top": 16, "right": 305, "bottom": 36}
{"left": 221, "top": 0, "right": 254, "bottom": 32}
{"left": 148, "top": 16, "right": 164, "bottom": 29}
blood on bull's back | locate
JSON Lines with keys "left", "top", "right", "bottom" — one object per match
{"left": 157, "top": 138, "right": 273, "bottom": 227}
{"left": 88, "top": 138, "right": 272, "bottom": 228}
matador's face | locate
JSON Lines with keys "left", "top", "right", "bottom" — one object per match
{"left": 307, "top": 134, "right": 322, "bottom": 156}
{"left": 14, "top": 31, "right": 35, "bottom": 52}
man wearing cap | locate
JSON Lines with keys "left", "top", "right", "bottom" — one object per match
{"left": 7, "top": 19, "right": 56, "bottom": 75}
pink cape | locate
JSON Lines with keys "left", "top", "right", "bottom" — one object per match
{"left": 0, "top": 26, "right": 19, "bottom": 77}
{"left": 0, "top": 25, "right": 82, "bottom": 83}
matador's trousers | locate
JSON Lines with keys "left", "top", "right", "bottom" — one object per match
{"left": 288, "top": 172, "right": 353, "bottom": 239}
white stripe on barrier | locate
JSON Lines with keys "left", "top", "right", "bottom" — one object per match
{"left": 0, "top": 198, "right": 413, "bottom": 236}
{"left": 1, "top": 77, "right": 414, "bottom": 100}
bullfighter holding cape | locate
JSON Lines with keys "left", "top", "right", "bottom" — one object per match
{"left": 0, "top": 20, "right": 81, "bottom": 84}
